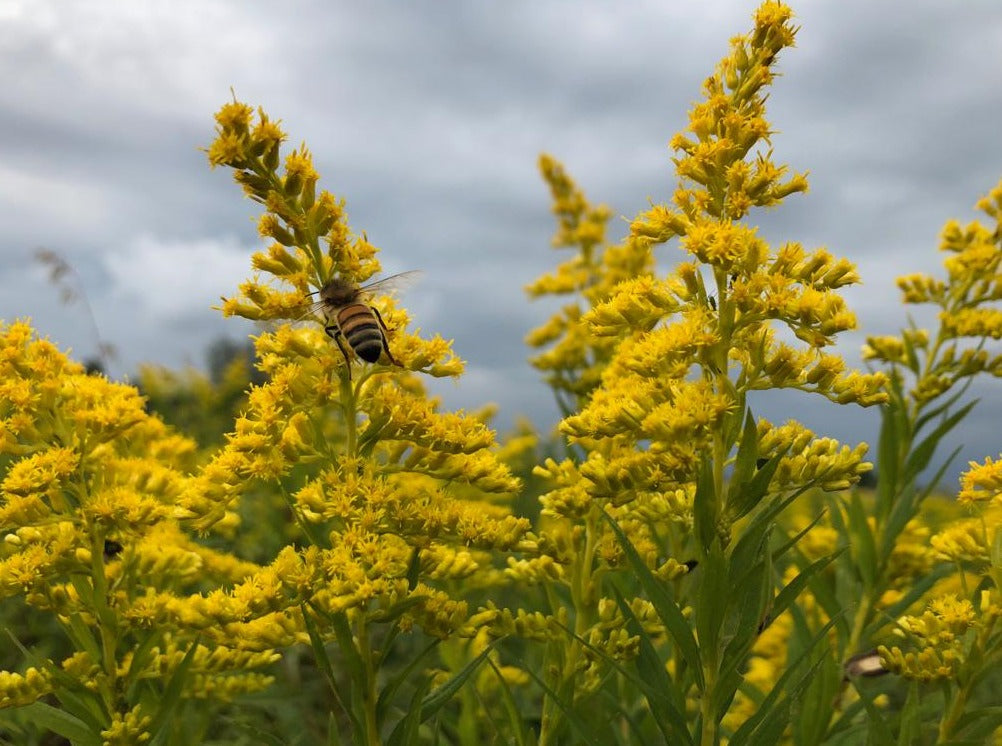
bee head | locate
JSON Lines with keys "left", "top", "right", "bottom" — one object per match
{"left": 319, "top": 277, "right": 360, "bottom": 307}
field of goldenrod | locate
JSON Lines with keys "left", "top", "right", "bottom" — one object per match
{"left": 4, "top": 3, "right": 1002, "bottom": 744}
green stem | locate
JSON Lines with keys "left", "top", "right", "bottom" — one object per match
{"left": 938, "top": 684, "right": 969, "bottom": 742}
{"left": 356, "top": 619, "right": 380, "bottom": 746}
{"left": 699, "top": 666, "right": 719, "bottom": 746}
{"left": 341, "top": 373, "right": 357, "bottom": 457}
{"left": 89, "top": 532, "right": 118, "bottom": 710}
{"left": 539, "top": 505, "right": 600, "bottom": 746}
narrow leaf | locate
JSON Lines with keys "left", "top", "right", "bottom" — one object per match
{"left": 695, "top": 543, "right": 727, "bottom": 671}
{"left": 857, "top": 684, "right": 896, "bottom": 746}
{"left": 418, "top": 641, "right": 495, "bottom": 720}
{"left": 772, "top": 549, "right": 845, "bottom": 622}
{"left": 602, "top": 512, "right": 703, "bottom": 689}
{"left": 486, "top": 659, "right": 532, "bottom": 746}
{"left": 20, "top": 702, "right": 102, "bottom": 746}
{"left": 846, "top": 491, "right": 878, "bottom": 588}
{"left": 376, "top": 638, "right": 440, "bottom": 723}
{"left": 612, "top": 588, "right": 693, "bottom": 744}
{"left": 693, "top": 456, "right": 717, "bottom": 553}
{"left": 730, "top": 616, "right": 839, "bottom": 746}
{"left": 725, "top": 411, "right": 760, "bottom": 511}
{"left": 386, "top": 674, "right": 434, "bottom": 746}
{"left": 902, "top": 400, "right": 976, "bottom": 486}
{"left": 521, "top": 665, "right": 604, "bottom": 746}
{"left": 147, "top": 638, "right": 199, "bottom": 746}
{"left": 728, "top": 448, "right": 787, "bottom": 522}
{"left": 302, "top": 605, "right": 361, "bottom": 735}
{"left": 897, "top": 680, "right": 921, "bottom": 746}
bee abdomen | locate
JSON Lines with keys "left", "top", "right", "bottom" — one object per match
{"left": 338, "top": 304, "right": 386, "bottom": 363}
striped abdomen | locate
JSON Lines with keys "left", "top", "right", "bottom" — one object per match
{"left": 336, "top": 303, "right": 386, "bottom": 363}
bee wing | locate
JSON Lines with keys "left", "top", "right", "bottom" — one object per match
{"left": 359, "top": 270, "right": 423, "bottom": 298}
{"left": 286, "top": 270, "right": 423, "bottom": 324}
{"left": 286, "top": 297, "right": 329, "bottom": 323}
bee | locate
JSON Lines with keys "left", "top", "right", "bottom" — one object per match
{"left": 307, "top": 271, "right": 420, "bottom": 379}
{"left": 103, "top": 539, "right": 123, "bottom": 560}
{"left": 843, "top": 649, "right": 888, "bottom": 679}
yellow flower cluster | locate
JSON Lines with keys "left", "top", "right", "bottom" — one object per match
{"left": 863, "top": 178, "right": 1002, "bottom": 403}
{"left": 99, "top": 705, "right": 152, "bottom": 745}
{"left": 209, "top": 102, "right": 462, "bottom": 385}
{"left": 201, "top": 99, "right": 540, "bottom": 661}
{"left": 0, "top": 321, "right": 283, "bottom": 727}
{"left": 525, "top": 155, "right": 655, "bottom": 412}
{"left": 545, "top": 4, "right": 886, "bottom": 543}
{"left": 879, "top": 595, "right": 978, "bottom": 682}
{"left": 0, "top": 667, "right": 52, "bottom": 708}
{"left": 957, "top": 454, "right": 1002, "bottom": 505}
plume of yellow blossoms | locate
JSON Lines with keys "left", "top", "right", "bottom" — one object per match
{"left": 200, "top": 99, "right": 538, "bottom": 739}
{"left": 863, "top": 178, "right": 1002, "bottom": 402}
{"left": 526, "top": 155, "right": 655, "bottom": 414}
{"left": 537, "top": 2, "right": 886, "bottom": 556}
{"left": 516, "top": 4, "right": 888, "bottom": 744}
{"left": 0, "top": 321, "right": 280, "bottom": 740}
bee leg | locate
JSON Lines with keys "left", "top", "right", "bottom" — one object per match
{"left": 325, "top": 325, "right": 353, "bottom": 380}
{"left": 371, "top": 307, "right": 394, "bottom": 333}
{"left": 370, "top": 307, "right": 401, "bottom": 367}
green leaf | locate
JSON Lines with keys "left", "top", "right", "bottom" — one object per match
{"left": 857, "top": 683, "right": 896, "bottom": 746}
{"left": 715, "top": 554, "right": 770, "bottom": 721}
{"left": 328, "top": 609, "right": 367, "bottom": 688}
{"left": 846, "top": 491, "right": 878, "bottom": 588}
{"left": 902, "top": 400, "right": 976, "bottom": 487}
{"left": 913, "top": 444, "right": 963, "bottom": 507}
{"left": 693, "top": 455, "right": 717, "bottom": 553}
{"left": 4, "top": 630, "right": 106, "bottom": 732}
{"left": 486, "top": 659, "right": 533, "bottom": 746}
{"left": 63, "top": 611, "right": 102, "bottom": 663}
{"left": 729, "top": 616, "right": 839, "bottom": 746}
{"left": 695, "top": 542, "right": 727, "bottom": 671}
{"left": 772, "top": 509, "right": 828, "bottom": 563}
{"left": 522, "top": 665, "right": 604, "bottom": 746}
{"left": 302, "top": 605, "right": 361, "bottom": 735}
{"left": 376, "top": 638, "right": 441, "bottom": 724}
{"left": 793, "top": 645, "right": 840, "bottom": 746}
{"left": 875, "top": 380, "right": 907, "bottom": 515}
{"left": 772, "top": 549, "right": 844, "bottom": 623}
{"left": 913, "top": 376, "right": 973, "bottom": 434}
{"left": 897, "top": 680, "right": 921, "bottom": 746}
{"left": 147, "top": 638, "right": 199, "bottom": 746}
{"left": 123, "top": 629, "right": 162, "bottom": 695}
{"left": 416, "top": 642, "right": 494, "bottom": 722}
{"left": 385, "top": 674, "right": 434, "bottom": 746}
{"left": 602, "top": 512, "right": 703, "bottom": 689}
{"left": 612, "top": 589, "right": 693, "bottom": 745}
{"left": 727, "top": 448, "right": 788, "bottom": 522}
{"left": 863, "top": 564, "right": 950, "bottom": 641}
{"left": 19, "top": 702, "right": 102, "bottom": 746}
{"left": 327, "top": 711, "right": 344, "bottom": 746}
{"left": 952, "top": 705, "right": 1002, "bottom": 740}
{"left": 725, "top": 410, "right": 760, "bottom": 511}
{"left": 729, "top": 484, "right": 802, "bottom": 576}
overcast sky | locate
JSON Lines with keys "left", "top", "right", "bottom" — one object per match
{"left": 2, "top": 1, "right": 1002, "bottom": 486}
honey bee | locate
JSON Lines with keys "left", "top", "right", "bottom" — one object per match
{"left": 306, "top": 271, "right": 419, "bottom": 379}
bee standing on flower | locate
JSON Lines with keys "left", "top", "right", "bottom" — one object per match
{"left": 309, "top": 271, "right": 420, "bottom": 379}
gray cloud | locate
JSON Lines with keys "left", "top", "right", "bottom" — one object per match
{"left": 2, "top": 0, "right": 1001, "bottom": 485}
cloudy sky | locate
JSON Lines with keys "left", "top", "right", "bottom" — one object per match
{"left": 2, "top": 0, "right": 1002, "bottom": 485}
